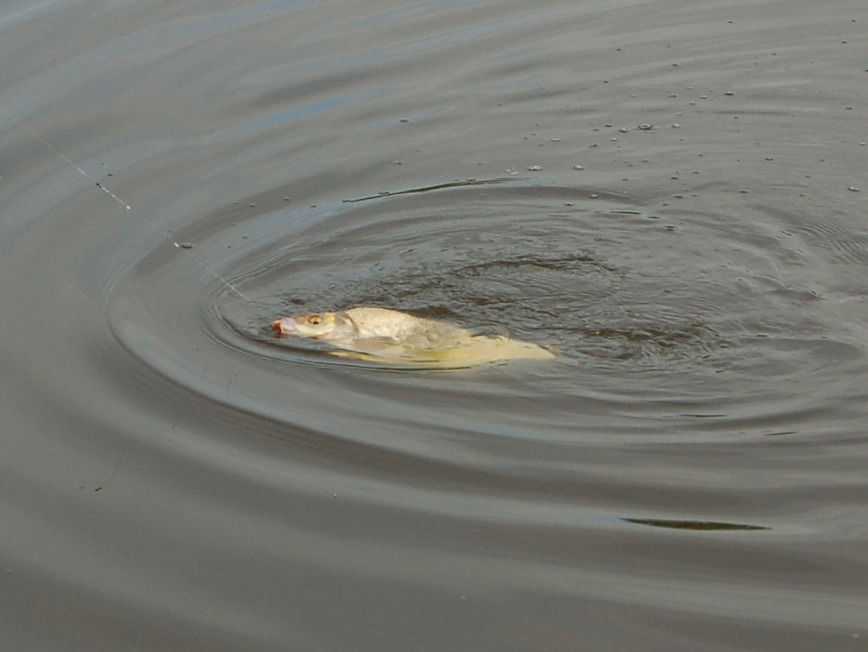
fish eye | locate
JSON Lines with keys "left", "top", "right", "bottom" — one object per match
{"left": 308, "top": 314, "right": 323, "bottom": 325}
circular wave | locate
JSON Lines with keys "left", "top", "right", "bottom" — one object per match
{"left": 108, "top": 181, "right": 865, "bottom": 452}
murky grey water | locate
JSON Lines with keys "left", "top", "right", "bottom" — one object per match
{"left": 2, "top": 1, "right": 867, "bottom": 650}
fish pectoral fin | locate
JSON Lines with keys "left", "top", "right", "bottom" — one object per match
{"left": 348, "top": 336, "right": 403, "bottom": 353}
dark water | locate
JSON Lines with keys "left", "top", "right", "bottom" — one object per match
{"left": 2, "top": 1, "right": 867, "bottom": 650}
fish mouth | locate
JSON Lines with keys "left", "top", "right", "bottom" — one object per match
{"left": 272, "top": 317, "right": 300, "bottom": 336}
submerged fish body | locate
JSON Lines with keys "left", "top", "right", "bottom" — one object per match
{"left": 272, "top": 307, "right": 555, "bottom": 367}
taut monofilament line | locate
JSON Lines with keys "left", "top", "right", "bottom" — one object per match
{"left": 2, "top": 104, "right": 253, "bottom": 304}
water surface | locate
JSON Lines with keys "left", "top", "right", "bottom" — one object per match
{"left": 1, "top": 1, "right": 867, "bottom": 650}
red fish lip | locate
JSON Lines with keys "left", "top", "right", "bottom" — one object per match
{"left": 272, "top": 317, "right": 300, "bottom": 336}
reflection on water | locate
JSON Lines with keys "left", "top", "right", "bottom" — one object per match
{"left": 623, "top": 518, "right": 771, "bottom": 532}
{"left": 2, "top": 0, "right": 867, "bottom": 650}
{"left": 342, "top": 177, "right": 510, "bottom": 203}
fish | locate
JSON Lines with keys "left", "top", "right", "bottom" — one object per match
{"left": 272, "top": 306, "right": 555, "bottom": 367}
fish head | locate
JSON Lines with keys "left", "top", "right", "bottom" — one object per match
{"left": 273, "top": 311, "right": 341, "bottom": 339}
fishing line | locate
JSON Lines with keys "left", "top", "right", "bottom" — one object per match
{"left": 1, "top": 104, "right": 253, "bottom": 303}
{"left": 0, "top": 104, "right": 131, "bottom": 210}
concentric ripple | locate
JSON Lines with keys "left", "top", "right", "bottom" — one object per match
{"left": 108, "top": 181, "right": 866, "bottom": 450}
